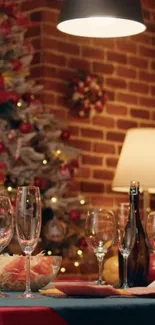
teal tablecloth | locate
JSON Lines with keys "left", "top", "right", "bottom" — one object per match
{"left": 0, "top": 293, "right": 154, "bottom": 325}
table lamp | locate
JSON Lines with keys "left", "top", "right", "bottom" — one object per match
{"left": 112, "top": 128, "right": 155, "bottom": 225}
{"left": 57, "top": 0, "right": 146, "bottom": 38}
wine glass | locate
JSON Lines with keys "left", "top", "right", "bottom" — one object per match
{"left": 0, "top": 196, "right": 14, "bottom": 297}
{"left": 15, "top": 186, "right": 42, "bottom": 299}
{"left": 117, "top": 202, "right": 136, "bottom": 288}
{"left": 146, "top": 210, "right": 155, "bottom": 253}
{"left": 85, "top": 208, "right": 116, "bottom": 285}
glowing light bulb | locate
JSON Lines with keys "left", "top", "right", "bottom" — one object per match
{"left": 56, "top": 149, "right": 61, "bottom": 155}
{"left": 17, "top": 100, "right": 22, "bottom": 107}
{"left": 51, "top": 197, "right": 58, "bottom": 203}
{"left": 74, "top": 261, "right": 79, "bottom": 267}
{"left": 60, "top": 267, "right": 66, "bottom": 273}
{"left": 7, "top": 186, "right": 12, "bottom": 192}
{"left": 80, "top": 199, "right": 85, "bottom": 205}
{"left": 43, "top": 159, "right": 47, "bottom": 165}
{"left": 47, "top": 250, "right": 52, "bottom": 255}
{"left": 77, "top": 250, "right": 83, "bottom": 256}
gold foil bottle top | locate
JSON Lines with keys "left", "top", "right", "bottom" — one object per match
{"left": 130, "top": 180, "right": 140, "bottom": 188}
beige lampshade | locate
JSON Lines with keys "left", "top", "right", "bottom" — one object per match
{"left": 112, "top": 128, "right": 155, "bottom": 194}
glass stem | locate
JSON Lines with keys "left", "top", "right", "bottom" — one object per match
{"left": 96, "top": 254, "right": 104, "bottom": 285}
{"left": 25, "top": 254, "right": 31, "bottom": 295}
{"left": 122, "top": 255, "right": 129, "bottom": 288}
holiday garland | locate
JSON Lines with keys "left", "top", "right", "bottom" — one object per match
{"left": 68, "top": 71, "right": 107, "bottom": 118}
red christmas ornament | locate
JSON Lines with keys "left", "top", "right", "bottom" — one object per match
{"left": 0, "top": 141, "right": 5, "bottom": 153}
{"left": 60, "top": 129, "right": 71, "bottom": 141}
{"left": 11, "top": 59, "right": 22, "bottom": 71}
{"left": 79, "top": 237, "right": 88, "bottom": 249}
{"left": 19, "top": 122, "right": 32, "bottom": 133}
{"left": 69, "top": 209, "right": 81, "bottom": 221}
{"left": 0, "top": 74, "right": 4, "bottom": 89}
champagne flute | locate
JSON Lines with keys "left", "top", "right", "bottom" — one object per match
{"left": 0, "top": 196, "right": 14, "bottom": 297}
{"left": 146, "top": 211, "right": 155, "bottom": 253}
{"left": 15, "top": 186, "right": 42, "bottom": 299}
{"left": 85, "top": 208, "right": 116, "bottom": 285}
{"left": 117, "top": 201, "right": 136, "bottom": 288}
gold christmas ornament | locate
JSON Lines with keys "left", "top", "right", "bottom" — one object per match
{"left": 44, "top": 217, "right": 67, "bottom": 243}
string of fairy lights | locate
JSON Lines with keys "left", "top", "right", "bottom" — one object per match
{"left": 47, "top": 248, "right": 84, "bottom": 274}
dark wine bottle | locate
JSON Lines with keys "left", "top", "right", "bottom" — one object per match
{"left": 119, "top": 180, "right": 150, "bottom": 287}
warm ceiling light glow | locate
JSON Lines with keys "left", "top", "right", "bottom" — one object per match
{"left": 57, "top": 0, "right": 146, "bottom": 38}
{"left": 60, "top": 267, "right": 66, "bottom": 273}
{"left": 58, "top": 17, "right": 145, "bottom": 38}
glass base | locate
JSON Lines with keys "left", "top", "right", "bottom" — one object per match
{"left": 94, "top": 280, "right": 106, "bottom": 286}
{"left": 120, "top": 283, "right": 129, "bottom": 289}
{"left": 16, "top": 292, "right": 42, "bottom": 299}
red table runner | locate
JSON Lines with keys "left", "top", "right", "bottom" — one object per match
{"left": 0, "top": 306, "right": 69, "bottom": 325}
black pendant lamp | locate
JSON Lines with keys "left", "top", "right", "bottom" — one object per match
{"left": 57, "top": 0, "right": 146, "bottom": 38}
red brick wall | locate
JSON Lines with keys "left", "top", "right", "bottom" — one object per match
{"left": 22, "top": 0, "right": 155, "bottom": 211}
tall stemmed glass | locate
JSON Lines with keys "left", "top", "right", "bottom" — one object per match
{"left": 0, "top": 196, "right": 14, "bottom": 297}
{"left": 146, "top": 211, "right": 155, "bottom": 253}
{"left": 117, "top": 201, "right": 136, "bottom": 288}
{"left": 85, "top": 208, "right": 116, "bottom": 285}
{"left": 15, "top": 186, "right": 42, "bottom": 299}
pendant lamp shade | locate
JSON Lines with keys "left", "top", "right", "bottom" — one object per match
{"left": 57, "top": 0, "right": 146, "bottom": 38}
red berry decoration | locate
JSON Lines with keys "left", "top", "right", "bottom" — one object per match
{"left": 60, "top": 129, "right": 71, "bottom": 141}
{"left": 79, "top": 237, "right": 88, "bottom": 249}
{"left": 69, "top": 209, "right": 81, "bottom": 221}
{"left": 60, "top": 164, "right": 69, "bottom": 176}
{"left": 0, "top": 141, "right": 5, "bottom": 153}
{"left": 19, "top": 122, "right": 32, "bottom": 133}
{"left": 23, "top": 92, "right": 34, "bottom": 103}
{"left": 11, "top": 59, "right": 22, "bottom": 71}
{"left": 8, "top": 91, "right": 20, "bottom": 104}
{"left": 0, "top": 162, "right": 6, "bottom": 169}
{"left": 34, "top": 177, "right": 48, "bottom": 189}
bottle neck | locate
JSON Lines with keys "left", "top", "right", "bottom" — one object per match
{"left": 130, "top": 189, "right": 140, "bottom": 221}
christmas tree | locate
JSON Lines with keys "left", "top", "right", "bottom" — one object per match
{"left": 0, "top": 0, "right": 88, "bottom": 274}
